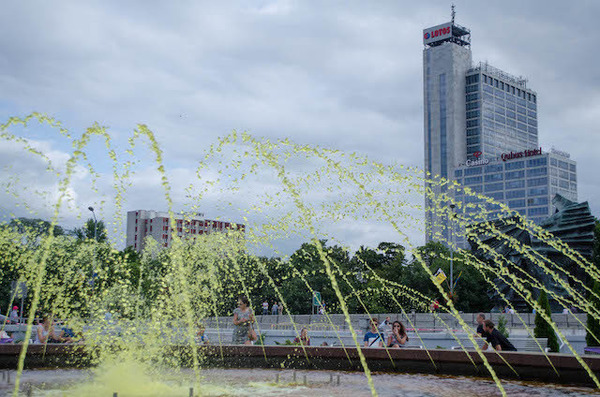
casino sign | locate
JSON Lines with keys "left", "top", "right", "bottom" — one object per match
{"left": 465, "top": 158, "right": 489, "bottom": 167}
{"left": 465, "top": 151, "right": 489, "bottom": 167}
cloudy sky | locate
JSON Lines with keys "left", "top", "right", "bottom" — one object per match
{"left": 0, "top": 0, "right": 598, "bottom": 254}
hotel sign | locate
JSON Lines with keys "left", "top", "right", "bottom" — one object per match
{"left": 501, "top": 147, "right": 542, "bottom": 162}
{"left": 423, "top": 22, "right": 453, "bottom": 45}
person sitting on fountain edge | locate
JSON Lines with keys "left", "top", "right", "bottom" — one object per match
{"left": 364, "top": 318, "right": 384, "bottom": 348}
{"left": 35, "top": 315, "right": 62, "bottom": 344}
{"left": 293, "top": 328, "right": 310, "bottom": 346}
{"left": 388, "top": 321, "right": 408, "bottom": 348}
{"left": 482, "top": 319, "right": 517, "bottom": 351}
{"left": 475, "top": 313, "right": 489, "bottom": 339}
{"left": 196, "top": 323, "right": 209, "bottom": 345}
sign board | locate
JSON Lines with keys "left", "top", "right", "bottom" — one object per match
{"left": 434, "top": 268, "right": 447, "bottom": 285}
{"left": 551, "top": 147, "right": 570, "bottom": 158}
{"left": 465, "top": 151, "right": 489, "bottom": 167}
{"left": 465, "top": 158, "right": 489, "bottom": 167}
{"left": 501, "top": 147, "right": 542, "bottom": 162}
{"left": 312, "top": 291, "right": 322, "bottom": 306}
{"left": 423, "top": 22, "right": 453, "bottom": 45}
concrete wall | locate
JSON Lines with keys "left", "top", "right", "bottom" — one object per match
{"left": 202, "top": 312, "right": 589, "bottom": 332}
{"left": 201, "top": 328, "right": 587, "bottom": 355}
{"left": 5, "top": 321, "right": 587, "bottom": 355}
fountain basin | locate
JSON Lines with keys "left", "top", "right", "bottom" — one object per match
{"left": 1, "top": 344, "right": 599, "bottom": 388}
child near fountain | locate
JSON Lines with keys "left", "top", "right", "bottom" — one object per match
{"left": 9, "top": 306, "right": 19, "bottom": 323}
{"left": 196, "top": 323, "right": 209, "bottom": 344}
{"left": 293, "top": 328, "right": 310, "bottom": 346}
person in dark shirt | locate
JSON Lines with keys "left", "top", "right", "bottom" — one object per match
{"left": 475, "top": 313, "right": 489, "bottom": 338}
{"left": 482, "top": 319, "right": 517, "bottom": 351}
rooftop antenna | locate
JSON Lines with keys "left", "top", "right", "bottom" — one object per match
{"left": 451, "top": 3, "right": 456, "bottom": 24}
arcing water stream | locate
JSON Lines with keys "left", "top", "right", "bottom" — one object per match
{"left": 0, "top": 114, "right": 598, "bottom": 396}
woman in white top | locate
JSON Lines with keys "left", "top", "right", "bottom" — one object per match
{"left": 35, "top": 316, "right": 61, "bottom": 344}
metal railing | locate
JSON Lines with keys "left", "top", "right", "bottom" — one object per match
{"left": 470, "top": 61, "right": 528, "bottom": 88}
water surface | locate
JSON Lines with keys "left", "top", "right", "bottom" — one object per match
{"left": 1, "top": 368, "right": 595, "bottom": 396}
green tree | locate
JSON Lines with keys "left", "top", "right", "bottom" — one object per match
{"left": 402, "top": 242, "right": 451, "bottom": 300}
{"left": 402, "top": 242, "right": 491, "bottom": 313}
{"left": 73, "top": 218, "right": 107, "bottom": 242}
{"left": 0, "top": 218, "right": 66, "bottom": 312}
{"left": 534, "top": 290, "right": 560, "bottom": 352}
{"left": 8, "top": 217, "right": 65, "bottom": 238}
{"left": 586, "top": 281, "right": 600, "bottom": 347}
{"left": 356, "top": 242, "right": 405, "bottom": 280}
{"left": 282, "top": 240, "right": 353, "bottom": 314}
{"left": 349, "top": 242, "right": 406, "bottom": 313}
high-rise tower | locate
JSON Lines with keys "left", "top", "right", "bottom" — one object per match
{"left": 423, "top": 18, "right": 472, "bottom": 242}
{"left": 422, "top": 10, "right": 577, "bottom": 247}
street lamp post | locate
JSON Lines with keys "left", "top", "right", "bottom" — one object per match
{"left": 449, "top": 204, "right": 456, "bottom": 298}
{"left": 88, "top": 206, "right": 99, "bottom": 292}
{"left": 88, "top": 206, "right": 98, "bottom": 241}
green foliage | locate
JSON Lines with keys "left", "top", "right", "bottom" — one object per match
{"left": 254, "top": 333, "right": 267, "bottom": 346}
{"left": 0, "top": 218, "right": 68, "bottom": 311}
{"left": 0, "top": 223, "right": 136, "bottom": 321}
{"left": 534, "top": 290, "right": 560, "bottom": 352}
{"left": 8, "top": 217, "right": 66, "bottom": 238}
{"left": 401, "top": 242, "right": 491, "bottom": 312}
{"left": 223, "top": 239, "right": 497, "bottom": 316}
{"left": 497, "top": 315, "right": 509, "bottom": 338}
{"left": 0, "top": 226, "right": 500, "bottom": 320}
{"left": 281, "top": 240, "right": 355, "bottom": 314}
{"left": 0, "top": 219, "right": 505, "bottom": 327}
{"left": 72, "top": 218, "right": 107, "bottom": 242}
{"left": 347, "top": 242, "right": 406, "bottom": 313}
{"left": 586, "top": 281, "right": 600, "bottom": 347}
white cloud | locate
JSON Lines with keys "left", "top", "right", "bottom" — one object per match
{"left": 0, "top": 1, "right": 598, "bottom": 254}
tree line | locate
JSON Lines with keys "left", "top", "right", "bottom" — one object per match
{"left": 0, "top": 217, "right": 598, "bottom": 319}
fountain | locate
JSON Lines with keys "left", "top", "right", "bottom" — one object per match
{"left": 0, "top": 114, "right": 599, "bottom": 396}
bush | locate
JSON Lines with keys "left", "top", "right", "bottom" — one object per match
{"left": 586, "top": 281, "right": 600, "bottom": 347}
{"left": 534, "top": 290, "right": 559, "bottom": 352}
{"left": 497, "top": 315, "right": 509, "bottom": 338}
{"left": 254, "top": 333, "right": 267, "bottom": 346}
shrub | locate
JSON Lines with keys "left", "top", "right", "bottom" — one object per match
{"left": 534, "top": 290, "right": 559, "bottom": 352}
{"left": 255, "top": 333, "right": 267, "bottom": 346}
{"left": 586, "top": 281, "right": 600, "bottom": 347}
{"left": 497, "top": 315, "right": 509, "bottom": 338}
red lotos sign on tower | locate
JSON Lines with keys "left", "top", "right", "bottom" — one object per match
{"left": 423, "top": 22, "right": 453, "bottom": 45}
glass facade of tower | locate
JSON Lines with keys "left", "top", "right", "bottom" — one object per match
{"left": 465, "top": 63, "right": 538, "bottom": 159}
{"left": 452, "top": 151, "right": 577, "bottom": 248}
